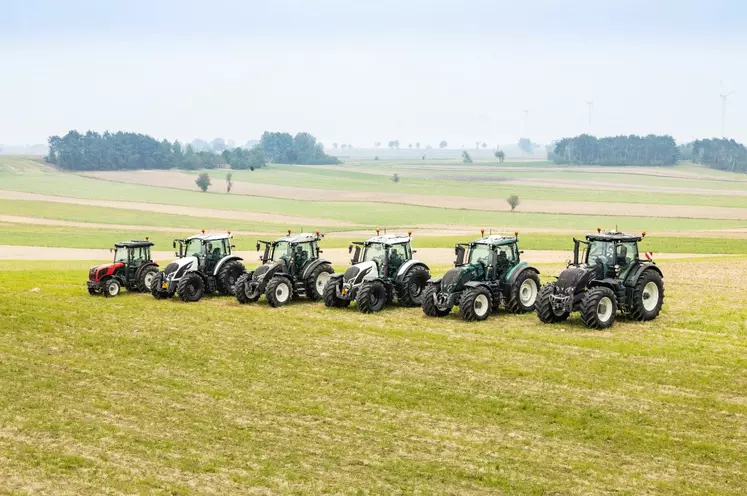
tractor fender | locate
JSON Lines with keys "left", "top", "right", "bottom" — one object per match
{"left": 300, "top": 258, "right": 332, "bottom": 280}
{"left": 502, "top": 263, "right": 540, "bottom": 295}
{"left": 329, "top": 273, "right": 344, "bottom": 282}
{"left": 589, "top": 278, "right": 619, "bottom": 292}
{"left": 463, "top": 281, "right": 490, "bottom": 291}
{"left": 427, "top": 277, "right": 442, "bottom": 286}
{"left": 213, "top": 255, "right": 244, "bottom": 276}
{"left": 624, "top": 263, "right": 663, "bottom": 288}
{"left": 134, "top": 262, "right": 159, "bottom": 282}
{"left": 394, "top": 260, "right": 430, "bottom": 285}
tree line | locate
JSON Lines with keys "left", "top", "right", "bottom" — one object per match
{"left": 46, "top": 130, "right": 339, "bottom": 171}
{"left": 691, "top": 138, "right": 747, "bottom": 173}
{"left": 550, "top": 134, "right": 679, "bottom": 166}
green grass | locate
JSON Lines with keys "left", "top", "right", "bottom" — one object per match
{"left": 0, "top": 259, "right": 746, "bottom": 494}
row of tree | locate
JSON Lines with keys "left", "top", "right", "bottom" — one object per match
{"left": 46, "top": 130, "right": 338, "bottom": 171}
{"left": 691, "top": 138, "right": 747, "bottom": 172}
{"left": 549, "top": 134, "right": 679, "bottom": 166}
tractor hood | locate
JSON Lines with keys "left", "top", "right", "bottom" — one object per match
{"left": 88, "top": 262, "right": 124, "bottom": 281}
{"left": 555, "top": 264, "right": 603, "bottom": 294}
{"left": 441, "top": 263, "right": 485, "bottom": 292}
{"left": 343, "top": 261, "right": 377, "bottom": 284}
{"left": 163, "top": 256, "right": 198, "bottom": 280}
{"left": 253, "top": 261, "right": 284, "bottom": 281}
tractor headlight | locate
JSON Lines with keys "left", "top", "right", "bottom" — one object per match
{"left": 614, "top": 264, "right": 620, "bottom": 276}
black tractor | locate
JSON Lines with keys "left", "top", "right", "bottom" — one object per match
{"left": 234, "top": 230, "right": 334, "bottom": 307}
{"left": 87, "top": 239, "right": 159, "bottom": 297}
{"left": 422, "top": 231, "right": 540, "bottom": 321}
{"left": 324, "top": 230, "right": 431, "bottom": 313}
{"left": 535, "top": 230, "right": 664, "bottom": 329}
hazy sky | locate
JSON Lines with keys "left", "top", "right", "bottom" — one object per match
{"left": 2, "top": 0, "right": 747, "bottom": 147}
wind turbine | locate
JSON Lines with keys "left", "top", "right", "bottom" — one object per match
{"left": 720, "top": 90, "right": 735, "bottom": 137}
{"left": 585, "top": 100, "right": 594, "bottom": 131}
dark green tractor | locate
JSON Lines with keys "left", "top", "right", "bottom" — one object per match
{"left": 422, "top": 232, "right": 540, "bottom": 321}
{"left": 535, "top": 230, "right": 664, "bottom": 329}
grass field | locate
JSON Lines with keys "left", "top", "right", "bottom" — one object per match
{"left": 1, "top": 259, "right": 746, "bottom": 494}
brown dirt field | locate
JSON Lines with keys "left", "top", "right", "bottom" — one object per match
{"left": 81, "top": 170, "right": 747, "bottom": 220}
{"left": 0, "top": 245, "right": 725, "bottom": 265}
{"left": 0, "top": 190, "right": 355, "bottom": 227}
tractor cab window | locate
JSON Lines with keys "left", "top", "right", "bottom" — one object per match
{"left": 185, "top": 238, "right": 203, "bottom": 258}
{"left": 363, "top": 243, "right": 386, "bottom": 266}
{"left": 113, "top": 247, "right": 128, "bottom": 263}
{"left": 388, "top": 244, "right": 407, "bottom": 274}
{"left": 292, "top": 242, "right": 312, "bottom": 267}
{"left": 468, "top": 244, "right": 491, "bottom": 266}
{"left": 271, "top": 241, "right": 291, "bottom": 262}
{"left": 130, "top": 246, "right": 149, "bottom": 265}
{"left": 587, "top": 241, "right": 614, "bottom": 266}
{"left": 616, "top": 242, "right": 637, "bottom": 267}
{"left": 205, "top": 240, "right": 227, "bottom": 266}
{"left": 495, "top": 244, "right": 515, "bottom": 269}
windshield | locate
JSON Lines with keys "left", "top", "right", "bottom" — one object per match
{"left": 363, "top": 243, "right": 386, "bottom": 263}
{"left": 587, "top": 241, "right": 614, "bottom": 265}
{"left": 185, "top": 238, "right": 203, "bottom": 258}
{"left": 113, "top": 247, "right": 128, "bottom": 263}
{"left": 468, "top": 244, "right": 492, "bottom": 265}
{"left": 271, "top": 241, "right": 290, "bottom": 261}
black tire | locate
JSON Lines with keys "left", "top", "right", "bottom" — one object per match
{"left": 305, "top": 263, "right": 334, "bottom": 301}
{"left": 138, "top": 266, "right": 159, "bottom": 293}
{"left": 422, "top": 283, "right": 451, "bottom": 317}
{"left": 217, "top": 260, "right": 246, "bottom": 296}
{"left": 506, "top": 270, "right": 541, "bottom": 314}
{"left": 88, "top": 286, "right": 98, "bottom": 295}
{"left": 628, "top": 270, "right": 664, "bottom": 321}
{"left": 580, "top": 286, "right": 617, "bottom": 329}
{"left": 356, "top": 280, "right": 387, "bottom": 313}
{"left": 323, "top": 277, "right": 349, "bottom": 308}
{"left": 459, "top": 286, "right": 492, "bottom": 321}
{"left": 235, "top": 272, "right": 260, "bottom": 304}
{"left": 150, "top": 272, "right": 172, "bottom": 299}
{"left": 103, "top": 278, "right": 120, "bottom": 298}
{"left": 266, "top": 277, "right": 293, "bottom": 307}
{"left": 177, "top": 272, "right": 205, "bottom": 302}
{"left": 535, "top": 283, "right": 570, "bottom": 323}
{"left": 395, "top": 265, "right": 431, "bottom": 307}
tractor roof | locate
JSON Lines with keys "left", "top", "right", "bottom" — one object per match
{"left": 114, "top": 240, "right": 154, "bottom": 248}
{"left": 365, "top": 234, "right": 411, "bottom": 245}
{"left": 275, "top": 232, "right": 321, "bottom": 244}
{"left": 472, "top": 235, "right": 517, "bottom": 246}
{"left": 184, "top": 232, "right": 233, "bottom": 242}
{"left": 585, "top": 231, "right": 643, "bottom": 242}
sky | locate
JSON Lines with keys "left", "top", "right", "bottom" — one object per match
{"left": 2, "top": 0, "right": 747, "bottom": 148}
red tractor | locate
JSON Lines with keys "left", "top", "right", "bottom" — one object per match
{"left": 87, "top": 240, "right": 159, "bottom": 297}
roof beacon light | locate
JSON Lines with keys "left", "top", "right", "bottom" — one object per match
{"left": 480, "top": 228, "right": 485, "bottom": 236}
{"left": 642, "top": 231, "right": 647, "bottom": 238}
{"left": 287, "top": 229, "right": 292, "bottom": 235}
{"left": 201, "top": 228, "right": 206, "bottom": 234}
{"left": 376, "top": 227, "right": 380, "bottom": 234}
{"left": 227, "top": 230, "right": 231, "bottom": 235}
{"left": 408, "top": 230, "right": 412, "bottom": 236}
{"left": 316, "top": 230, "right": 320, "bottom": 236}
{"left": 145, "top": 236, "right": 150, "bottom": 241}
{"left": 514, "top": 231, "right": 519, "bottom": 237}
{"left": 596, "top": 227, "right": 601, "bottom": 233}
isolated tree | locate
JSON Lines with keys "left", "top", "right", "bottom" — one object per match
{"left": 482, "top": 142, "right": 487, "bottom": 149}
{"left": 196, "top": 172, "right": 211, "bottom": 192}
{"left": 408, "top": 143, "right": 412, "bottom": 149}
{"left": 374, "top": 141, "right": 381, "bottom": 148}
{"left": 225, "top": 172, "right": 233, "bottom": 193}
{"left": 340, "top": 144, "right": 347, "bottom": 149}
{"left": 392, "top": 173, "right": 400, "bottom": 183}
{"left": 476, "top": 141, "right": 481, "bottom": 150}
{"left": 332, "top": 142, "right": 338, "bottom": 148}
{"left": 507, "top": 194, "right": 520, "bottom": 211}
{"left": 495, "top": 150, "right": 506, "bottom": 163}
{"left": 518, "top": 138, "right": 534, "bottom": 154}
{"left": 462, "top": 151, "right": 473, "bottom": 163}
{"left": 374, "top": 155, "right": 380, "bottom": 161}
{"left": 439, "top": 140, "right": 448, "bottom": 149}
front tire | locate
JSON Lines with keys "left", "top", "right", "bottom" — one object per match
{"left": 218, "top": 260, "right": 246, "bottom": 296}
{"left": 459, "top": 286, "right": 492, "bottom": 321}
{"left": 535, "top": 283, "right": 570, "bottom": 323}
{"left": 506, "top": 270, "right": 540, "bottom": 313}
{"left": 396, "top": 265, "right": 430, "bottom": 307}
{"left": 235, "top": 272, "right": 260, "bottom": 304}
{"left": 87, "top": 286, "right": 98, "bottom": 296}
{"left": 103, "top": 278, "right": 120, "bottom": 298}
{"left": 150, "top": 272, "right": 172, "bottom": 299}
{"left": 357, "top": 280, "right": 387, "bottom": 313}
{"left": 266, "top": 277, "right": 292, "bottom": 307}
{"left": 629, "top": 270, "right": 664, "bottom": 321}
{"left": 177, "top": 272, "right": 205, "bottom": 302}
{"left": 323, "top": 277, "right": 349, "bottom": 308}
{"left": 422, "top": 283, "right": 451, "bottom": 317}
{"left": 138, "top": 266, "right": 159, "bottom": 292}
{"left": 581, "top": 286, "right": 617, "bottom": 329}
{"left": 306, "top": 263, "right": 334, "bottom": 301}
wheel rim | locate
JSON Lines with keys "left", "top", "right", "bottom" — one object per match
{"left": 276, "top": 282, "right": 290, "bottom": 302}
{"left": 597, "top": 296, "right": 613, "bottom": 322}
{"left": 642, "top": 281, "right": 659, "bottom": 311}
{"left": 144, "top": 272, "right": 155, "bottom": 289}
{"left": 107, "top": 282, "right": 118, "bottom": 296}
{"left": 410, "top": 278, "right": 424, "bottom": 297}
{"left": 519, "top": 279, "right": 537, "bottom": 306}
{"left": 316, "top": 272, "right": 331, "bottom": 293}
{"left": 370, "top": 286, "right": 384, "bottom": 306}
{"left": 474, "top": 294, "right": 489, "bottom": 317}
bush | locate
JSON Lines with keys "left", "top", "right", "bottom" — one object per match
{"left": 196, "top": 173, "right": 211, "bottom": 192}
{"left": 507, "top": 195, "right": 520, "bottom": 211}
{"left": 462, "top": 151, "right": 473, "bottom": 164}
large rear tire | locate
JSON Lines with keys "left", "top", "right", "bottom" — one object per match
{"left": 323, "top": 277, "right": 349, "bottom": 308}
{"left": 357, "top": 280, "right": 387, "bottom": 313}
{"left": 217, "top": 260, "right": 246, "bottom": 296}
{"left": 422, "top": 283, "right": 451, "bottom": 317}
{"left": 459, "top": 286, "right": 492, "bottom": 321}
{"left": 535, "top": 283, "right": 569, "bottom": 323}
{"left": 629, "top": 270, "right": 664, "bottom": 321}
{"left": 306, "top": 263, "right": 334, "bottom": 301}
{"left": 177, "top": 272, "right": 205, "bottom": 302}
{"left": 266, "top": 277, "right": 292, "bottom": 307}
{"left": 580, "top": 286, "right": 617, "bottom": 329}
{"left": 103, "top": 278, "right": 120, "bottom": 298}
{"left": 235, "top": 272, "right": 260, "bottom": 304}
{"left": 506, "top": 270, "right": 541, "bottom": 314}
{"left": 395, "top": 265, "right": 430, "bottom": 307}
{"left": 138, "top": 266, "right": 159, "bottom": 292}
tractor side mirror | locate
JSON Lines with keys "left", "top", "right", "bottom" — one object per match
{"left": 109, "top": 248, "right": 114, "bottom": 253}
{"left": 519, "top": 250, "right": 524, "bottom": 254}
{"left": 352, "top": 246, "right": 361, "bottom": 264}
{"left": 412, "top": 250, "right": 417, "bottom": 254}
{"left": 348, "top": 244, "right": 353, "bottom": 254}
{"left": 173, "top": 241, "right": 176, "bottom": 249}
{"left": 256, "top": 242, "right": 260, "bottom": 252}
{"left": 455, "top": 245, "right": 465, "bottom": 266}
{"left": 262, "top": 245, "right": 270, "bottom": 263}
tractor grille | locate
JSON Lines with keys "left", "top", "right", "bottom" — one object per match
{"left": 343, "top": 266, "right": 360, "bottom": 281}
{"left": 441, "top": 268, "right": 462, "bottom": 288}
{"left": 88, "top": 268, "right": 97, "bottom": 281}
{"left": 253, "top": 264, "right": 271, "bottom": 279}
{"left": 164, "top": 263, "right": 179, "bottom": 275}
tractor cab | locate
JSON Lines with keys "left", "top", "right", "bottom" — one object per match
{"left": 574, "top": 230, "right": 643, "bottom": 280}
{"left": 113, "top": 240, "right": 155, "bottom": 282}
{"left": 256, "top": 231, "right": 323, "bottom": 275}
{"left": 454, "top": 233, "right": 522, "bottom": 282}
{"left": 349, "top": 233, "right": 413, "bottom": 278}
{"left": 174, "top": 232, "right": 235, "bottom": 274}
